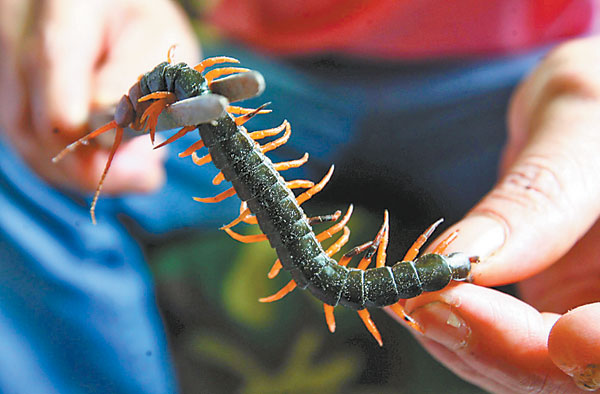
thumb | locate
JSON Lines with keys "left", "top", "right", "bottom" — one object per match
{"left": 435, "top": 39, "right": 600, "bottom": 286}
{"left": 548, "top": 303, "right": 600, "bottom": 391}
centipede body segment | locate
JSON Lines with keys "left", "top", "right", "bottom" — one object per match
{"left": 53, "top": 48, "right": 477, "bottom": 345}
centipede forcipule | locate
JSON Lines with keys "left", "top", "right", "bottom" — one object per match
{"left": 53, "top": 47, "right": 478, "bottom": 345}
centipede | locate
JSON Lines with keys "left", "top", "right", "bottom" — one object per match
{"left": 53, "top": 47, "right": 478, "bottom": 346}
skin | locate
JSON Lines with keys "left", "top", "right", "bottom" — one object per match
{"left": 1, "top": 1, "right": 598, "bottom": 392}
{"left": 0, "top": 0, "right": 199, "bottom": 194}
{"left": 388, "top": 37, "right": 600, "bottom": 393}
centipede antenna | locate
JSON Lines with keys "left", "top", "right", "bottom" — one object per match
{"left": 89, "top": 127, "right": 123, "bottom": 225}
{"left": 52, "top": 120, "right": 118, "bottom": 163}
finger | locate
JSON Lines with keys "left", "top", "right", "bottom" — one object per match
{"left": 549, "top": 303, "right": 600, "bottom": 391}
{"left": 518, "top": 217, "right": 600, "bottom": 313}
{"left": 34, "top": 0, "right": 105, "bottom": 135}
{"left": 432, "top": 40, "right": 600, "bottom": 286}
{"left": 388, "top": 284, "right": 577, "bottom": 393}
{"left": 92, "top": 1, "right": 200, "bottom": 106}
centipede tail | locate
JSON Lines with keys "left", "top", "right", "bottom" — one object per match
{"left": 55, "top": 47, "right": 477, "bottom": 345}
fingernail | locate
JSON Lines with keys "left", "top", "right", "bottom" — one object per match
{"left": 442, "top": 214, "right": 507, "bottom": 261}
{"left": 410, "top": 302, "right": 471, "bottom": 350}
{"left": 562, "top": 364, "right": 600, "bottom": 391}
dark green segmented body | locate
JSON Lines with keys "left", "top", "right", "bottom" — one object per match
{"left": 197, "top": 114, "right": 472, "bottom": 310}
{"left": 140, "top": 61, "right": 473, "bottom": 309}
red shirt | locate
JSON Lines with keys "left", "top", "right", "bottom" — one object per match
{"left": 210, "top": 0, "right": 598, "bottom": 58}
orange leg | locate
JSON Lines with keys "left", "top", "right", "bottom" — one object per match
{"left": 223, "top": 228, "right": 267, "bottom": 243}
{"left": 154, "top": 125, "right": 196, "bottom": 150}
{"left": 212, "top": 172, "right": 225, "bottom": 185}
{"left": 261, "top": 122, "right": 291, "bottom": 153}
{"left": 357, "top": 309, "right": 383, "bottom": 347}
{"left": 167, "top": 45, "right": 177, "bottom": 64}
{"left": 325, "top": 227, "right": 350, "bottom": 257}
{"left": 337, "top": 241, "right": 373, "bottom": 268}
{"left": 388, "top": 302, "right": 424, "bottom": 333}
{"left": 205, "top": 67, "right": 250, "bottom": 84}
{"left": 286, "top": 180, "right": 314, "bottom": 189}
{"left": 140, "top": 94, "right": 176, "bottom": 143}
{"left": 234, "top": 102, "right": 270, "bottom": 126}
{"left": 273, "top": 153, "right": 309, "bottom": 172}
{"left": 316, "top": 205, "right": 354, "bottom": 242}
{"left": 227, "top": 105, "right": 272, "bottom": 115}
{"left": 138, "top": 91, "right": 176, "bottom": 102}
{"left": 323, "top": 304, "right": 336, "bottom": 333}
{"left": 90, "top": 127, "right": 124, "bottom": 224}
{"left": 403, "top": 218, "right": 444, "bottom": 261}
{"left": 193, "top": 56, "right": 240, "bottom": 73}
{"left": 357, "top": 212, "right": 389, "bottom": 271}
{"left": 238, "top": 201, "right": 257, "bottom": 224}
{"left": 248, "top": 121, "right": 287, "bottom": 140}
{"left": 375, "top": 210, "right": 390, "bottom": 268}
{"left": 308, "top": 210, "right": 342, "bottom": 226}
{"left": 220, "top": 207, "right": 252, "bottom": 229}
{"left": 432, "top": 229, "right": 459, "bottom": 255}
{"left": 191, "top": 151, "right": 212, "bottom": 166}
{"left": 267, "top": 260, "right": 283, "bottom": 279}
{"left": 296, "top": 165, "right": 334, "bottom": 205}
{"left": 259, "top": 279, "right": 296, "bottom": 303}
{"left": 52, "top": 120, "right": 118, "bottom": 163}
{"left": 178, "top": 139, "right": 204, "bottom": 158}
{"left": 193, "top": 186, "right": 236, "bottom": 203}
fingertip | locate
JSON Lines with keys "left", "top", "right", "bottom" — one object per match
{"left": 549, "top": 303, "right": 600, "bottom": 391}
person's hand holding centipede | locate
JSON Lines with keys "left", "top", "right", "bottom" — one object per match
{"left": 389, "top": 36, "right": 600, "bottom": 392}
{"left": 0, "top": 0, "right": 198, "bottom": 195}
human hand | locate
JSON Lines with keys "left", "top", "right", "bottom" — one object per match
{"left": 0, "top": 0, "right": 199, "bottom": 194}
{"left": 389, "top": 37, "right": 600, "bottom": 392}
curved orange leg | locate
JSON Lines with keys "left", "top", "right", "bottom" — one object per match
{"left": 248, "top": 121, "right": 287, "bottom": 140}
{"left": 357, "top": 212, "right": 389, "bottom": 271}
{"left": 179, "top": 139, "right": 204, "bottom": 158}
{"left": 228, "top": 105, "right": 272, "bottom": 115}
{"left": 194, "top": 56, "right": 240, "bottom": 73}
{"left": 375, "top": 210, "right": 390, "bottom": 268}
{"left": 212, "top": 172, "right": 225, "bottom": 185}
{"left": 358, "top": 309, "right": 383, "bottom": 347}
{"left": 154, "top": 125, "right": 196, "bottom": 150}
{"left": 223, "top": 228, "right": 267, "bottom": 243}
{"left": 259, "top": 279, "right": 296, "bottom": 303}
{"left": 324, "top": 304, "right": 336, "bottom": 333}
{"left": 261, "top": 122, "right": 291, "bottom": 153}
{"left": 432, "top": 229, "right": 459, "bottom": 255}
{"left": 388, "top": 302, "right": 424, "bottom": 333}
{"left": 193, "top": 186, "right": 236, "bottom": 203}
{"left": 296, "top": 165, "right": 334, "bottom": 205}
{"left": 403, "top": 218, "right": 444, "bottom": 261}
{"left": 191, "top": 151, "right": 212, "bottom": 166}
{"left": 316, "top": 205, "right": 354, "bottom": 242}
{"left": 286, "top": 180, "right": 314, "bottom": 189}
{"left": 205, "top": 67, "right": 250, "bottom": 84}
{"left": 273, "top": 153, "right": 309, "bottom": 172}
{"left": 234, "top": 102, "right": 270, "bottom": 126}
{"left": 325, "top": 227, "right": 350, "bottom": 257}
